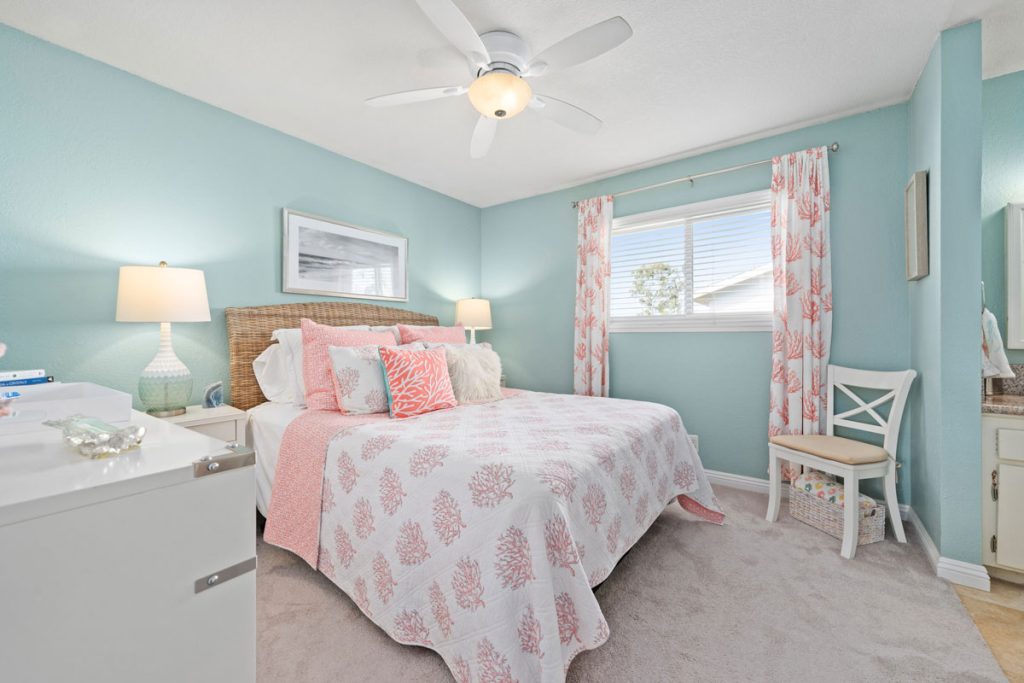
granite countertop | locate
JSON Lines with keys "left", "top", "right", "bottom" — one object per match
{"left": 983, "top": 365, "right": 1024, "bottom": 415}
{"left": 982, "top": 394, "right": 1024, "bottom": 416}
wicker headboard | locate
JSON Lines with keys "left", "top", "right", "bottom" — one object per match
{"left": 225, "top": 302, "right": 439, "bottom": 411}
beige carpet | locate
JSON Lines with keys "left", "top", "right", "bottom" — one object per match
{"left": 257, "top": 487, "right": 1005, "bottom": 682}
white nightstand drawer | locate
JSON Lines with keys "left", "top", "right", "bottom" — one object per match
{"left": 161, "top": 405, "right": 247, "bottom": 446}
{"left": 191, "top": 420, "right": 239, "bottom": 443}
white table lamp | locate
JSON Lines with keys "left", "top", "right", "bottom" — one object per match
{"left": 116, "top": 261, "right": 211, "bottom": 416}
{"left": 455, "top": 298, "right": 492, "bottom": 344}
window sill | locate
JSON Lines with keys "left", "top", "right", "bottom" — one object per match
{"left": 610, "top": 314, "right": 772, "bottom": 333}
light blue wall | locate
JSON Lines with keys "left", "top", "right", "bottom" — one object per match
{"left": 938, "top": 23, "right": 983, "bottom": 563}
{"left": 981, "top": 70, "right": 1024, "bottom": 363}
{"left": 1, "top": 21, "right": 989, "bottom": 559}
{"left": 906, "top": 23, "right": 983, "bottom": 563}
{"left": 907, "top": 38, "right": 945, "bottom": 552}
{"left": 0, "top": 25, "right": 482, "bottom": 406}
{"left": 481, "top": 105, "right": 912, "bottom": 496}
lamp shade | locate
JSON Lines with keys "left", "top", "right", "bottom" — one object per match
{"left": 116, "top": 263, "right": 211, "bottom": 323}
{"left": 468, "top": 71, "right": 532, "bottom": 120}
{"left": 455, "top": 298, "right": 492, "bottom": 330}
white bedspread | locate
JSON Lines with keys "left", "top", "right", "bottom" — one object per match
{"left": 291, "top": 391, "right": 723, "bottom": 682}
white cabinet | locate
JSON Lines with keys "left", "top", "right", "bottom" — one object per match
{"left": 0, "top": 411, "right": 256, "bottom": 682}
{"left": 981, "top": 414, "right": 1024, "bottom": 576}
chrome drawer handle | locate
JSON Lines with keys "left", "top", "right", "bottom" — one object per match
{"left": 195, "top": 557, "right": 256, "bottom": 594}
{"left": 192, "top": 446, "right": 255, "bottom": 478}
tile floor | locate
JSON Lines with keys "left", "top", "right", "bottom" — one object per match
{"left": 956, "top": 578, "right": 1024, "bottom": 682}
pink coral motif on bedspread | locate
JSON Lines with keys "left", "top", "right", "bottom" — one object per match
{"left": 264, "top": 390, "right": 723, "bottom": 682}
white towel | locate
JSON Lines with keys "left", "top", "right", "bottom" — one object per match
{"left": 982, "top": 307, "right": 1015, "bottom": 379}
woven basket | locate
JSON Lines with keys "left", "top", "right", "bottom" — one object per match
{"left": 788, "top": 486, "right": 885, "bottom": 546}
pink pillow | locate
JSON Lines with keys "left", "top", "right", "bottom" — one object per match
{"left": 397, "top": 323, "right": 466, "bottom": 345}
{"left": 379, "top": 346, "right": 457, "bottom": 419}
{"left": 301, "top": 318, "right": 397, "bottom": 410}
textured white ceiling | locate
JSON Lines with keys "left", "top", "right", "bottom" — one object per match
{"left": 980, "top": 0, "right": 1024, "bottom": 79}
{"left": 0, "top": 0, "right": 1020, "bottom": 207}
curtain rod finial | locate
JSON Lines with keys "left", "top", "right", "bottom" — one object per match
{"left": 829, "top": 142, "right": 840, "bottom": 152}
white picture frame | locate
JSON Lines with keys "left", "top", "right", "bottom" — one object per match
{"left": 1006, "top": 202, "right": 1024, "bottom": 349}
{"left": 282, "top": 209, "right": 408, "bottom": 302}
{"left": 905, "top": 171, "right": 929, "bottom": 281}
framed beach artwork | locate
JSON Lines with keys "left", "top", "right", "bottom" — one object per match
{"left": 904, "top": 171, "right": 929, "bottom": 281}
{"left": 282, "top": 209, "right": 408, "bottom": 301}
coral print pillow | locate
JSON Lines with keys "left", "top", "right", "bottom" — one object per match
{"left": 396, "top": 323, "right": 465, "bottom": 345}
{"left": 327, "top": 343, "right": 422, "bottom": 414}
{"left": 301, "top": 318, "right": 397, "bottom": 411}
{"left": 378, "top": 346, "right": 457, "bottom": 419}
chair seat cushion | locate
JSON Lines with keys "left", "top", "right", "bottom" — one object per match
{"left": 770, "top": 434, "right": 889, "bottom": 465}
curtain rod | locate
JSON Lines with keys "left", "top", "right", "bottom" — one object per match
{"left": 569, "top": 142, "right": 840, "bottom": 208}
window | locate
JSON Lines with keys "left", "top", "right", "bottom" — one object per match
{"left": 610, "top": 190, "right": 773, "bottom": 332}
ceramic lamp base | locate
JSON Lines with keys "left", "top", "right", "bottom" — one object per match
{"left": 143, "top": 403, "right": 189, "bottom": 418}
{"left": 138, "top": 322, "right": 193, "bottom": 416}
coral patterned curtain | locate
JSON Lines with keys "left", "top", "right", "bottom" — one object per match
{"left": 573, "top": 195, "right": 613, "bottom": 397}
{"left": 769, "top": 148, "right": 832, "bottom": 460}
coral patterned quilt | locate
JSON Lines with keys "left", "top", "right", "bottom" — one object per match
{"left": 264, "top": 390, "right": 723, "bottom": 682}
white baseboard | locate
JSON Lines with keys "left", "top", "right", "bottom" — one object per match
{"left": 889, "top": 501, "right": 990, "bottom": 591}
{"left": 906, "top": 506, "right": 939, "bottom": 567}
{"left": 708, "top": 468, "right": 989, "bottom": 589}
{"left": 704, "top": 468, "right": 910, "bottom": 520}
{"left": 936, "top": 557, "right": 991, "bottom": 592}
{"left": 704, "top": 469, "right": 777, "bottom": 496}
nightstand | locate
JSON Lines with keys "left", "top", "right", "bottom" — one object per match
{"left": 161, "top": 404, "right": 247, "bottom": 445}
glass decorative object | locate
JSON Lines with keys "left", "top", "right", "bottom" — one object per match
{"left": 203, "top": 381, "right": 224, "bottom": 408}
{"left": 44, "top": 415, "right": 146, "bottom": 459}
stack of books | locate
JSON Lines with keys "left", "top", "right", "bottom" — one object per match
{"left": 0, "top": 369, "right": 55, "bottom": 388}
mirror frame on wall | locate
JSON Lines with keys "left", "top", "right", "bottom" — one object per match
{"left": 1006, "top": 203, "right": 1024, "bottom": 348}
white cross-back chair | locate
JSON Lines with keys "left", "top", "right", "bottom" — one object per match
{"left": 766, "top": 365, "right": 917, "bottom": 559}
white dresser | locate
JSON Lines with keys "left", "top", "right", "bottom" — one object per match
{"left": 981, "top": 411, "right": 1024, "bottom": 580}
{"left": 0, "top": 411, "right": 256, "bottom": 682}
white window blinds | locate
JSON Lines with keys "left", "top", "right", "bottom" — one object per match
{"left": 610, "top": 190, "right": 773, "bottom": 332}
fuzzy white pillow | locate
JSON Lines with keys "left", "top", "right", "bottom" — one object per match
{"left": 444, "top": 344, "right": 503, "bottom": 403}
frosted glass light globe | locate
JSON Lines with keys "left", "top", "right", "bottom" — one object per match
{"left": 468, "top": 71, "right": 532, "bottom": 120}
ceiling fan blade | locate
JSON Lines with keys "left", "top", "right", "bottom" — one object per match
{"left": 414, "top": 0, "right": 490, "bottom": 70}
{"left": 365, "top": 85, "right": 467, "bottom": 107}
{"left": 470, "top": 116, "right": 497, "bottom": 159}
{"left": 529, "top": 94, "right": 602, "bottom": 134}
{"left": 525, "top": 16, "right": 632, "bottom": 77}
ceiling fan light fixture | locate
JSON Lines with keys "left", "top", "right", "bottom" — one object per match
{"left": 468, "top": 70, "right": 532, "bottom": 120}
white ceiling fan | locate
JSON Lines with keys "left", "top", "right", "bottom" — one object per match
{"left": 366, "top": 0, "right": 633, "bottom": 158}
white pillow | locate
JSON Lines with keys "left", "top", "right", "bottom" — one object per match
{"left": 327, "top": 343, "right": 423, "bottom": 414}
{"left": 252, "top": 344, "right": 295, "bottom": 403}
{"left": 272, "top": 325, "right": 370, "bottom": 407}
{"left": 443, "top": 345, "right": 502, "bottom": 403}
{"left": 370, "top": 325, "right": 400, "bottom": 341}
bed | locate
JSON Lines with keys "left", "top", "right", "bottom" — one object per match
{"left": 228, "top": 302, "right": 723, "bottom": 683}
